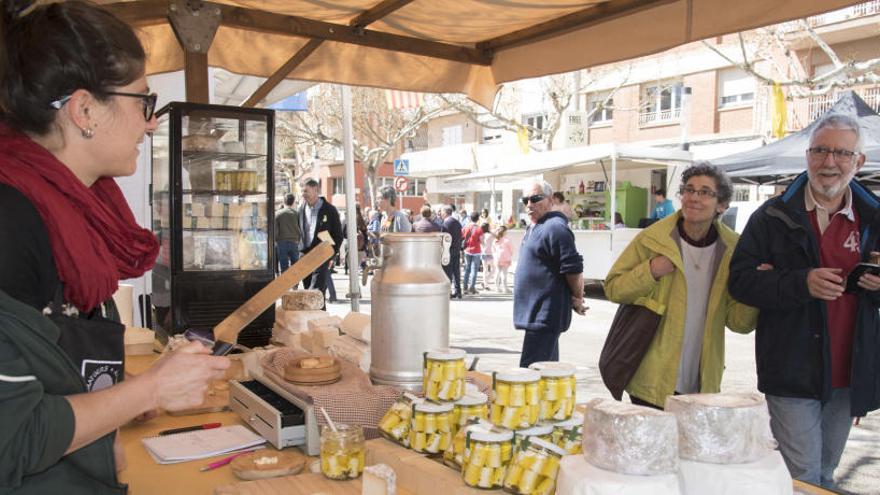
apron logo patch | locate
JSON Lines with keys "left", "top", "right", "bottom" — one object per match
{"left": 81, "top": 359, "right": 123, "bottom": 392}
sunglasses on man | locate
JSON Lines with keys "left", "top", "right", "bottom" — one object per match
{"left": 50, "top": 91, "right": 158, "bottom": 121}
{"left": 521, "top": 194, "right": 547, "bottom": 206}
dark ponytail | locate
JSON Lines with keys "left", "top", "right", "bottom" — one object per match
{"left": 0, "top": 0, "right": 146, "bottom": 135}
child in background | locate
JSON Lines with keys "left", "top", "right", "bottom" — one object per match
{"left": 492, "top": 226, "right": 513, "bottom": 293}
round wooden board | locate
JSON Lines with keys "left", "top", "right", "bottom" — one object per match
{"left": 230, "top": 450, "right": 306, "bottom": 481}
{"left": 283, "top": 356, "right": 342, "bottom": 385}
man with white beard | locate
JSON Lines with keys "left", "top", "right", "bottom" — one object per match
{"left": 728, "top": 113, "right": 880, "bottom": 489}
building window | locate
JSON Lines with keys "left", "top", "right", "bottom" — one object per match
{"left": 482, "top": 120, "right": 503, "bottom": 143}
{"left": 441, "top": 125, "right": 462, "bottom": 146}
{"left": 640, "top": 81, "right": 683, "bottom": 125}
{"left": 331, "top": 177, "right": 345, "bottom": 195}
{"left": 522, "top": 113, "right": 546, "bottom": 140}
{"left": 719, "top": 68, "right": 755, "bottom": 108}
{"left": 403, "top": 178, "right": 422, "bottom": 197}
{"left": 588, "top": 94, "right": 613, "bottom": 124}
{"left": 733, "top": 185, "right": 751, "bottom": 202}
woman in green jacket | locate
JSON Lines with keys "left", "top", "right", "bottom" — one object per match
{"left": 604, "top": 163, "right": 758, "bottom": 409}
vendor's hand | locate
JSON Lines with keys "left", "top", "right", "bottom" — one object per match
{"left": 807, "top": 268, "right": 844, "bottom": 301}
{"left": 649, "top": 255, "right": 675, "bottom": 280}
{"left": 146, "top": 341, "right": 230, "bottom": 412}
{"left": 571, "top": 296, "right": 588, "bottom": 316}
{"left": 757, "top": 263, "right": 774, "bottom": 271}
{"left": 858, "top": 272, "right": 880, "bottom": 291}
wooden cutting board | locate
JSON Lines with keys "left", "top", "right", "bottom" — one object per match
{"left": 213, "top": 472, "right": 363, "bottom": 495}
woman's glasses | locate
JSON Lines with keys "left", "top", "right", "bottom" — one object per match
{"left": 678, "top": 186, "right": 717, "bottom": 199}
{"left": 50, "top": 91, "right": 158, "bottom": 121}
{"left": 521, "top": 194, "right": 547, "bottom": 205}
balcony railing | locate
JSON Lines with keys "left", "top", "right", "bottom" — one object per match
{"left": 638, "top": 107, "right": 682, "bottom": 126}
{"left": 780, "top": 1, "right": 880, "bottom": 31}
{"left": 786, "top": 87, "right": 880, "bottom": 131}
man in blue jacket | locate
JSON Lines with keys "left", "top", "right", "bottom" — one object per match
{"left": 728, "top": 114, "right": 880, "bottom": 488}
{"left": 514, "top": 182, "right": 586, "bottom": 366}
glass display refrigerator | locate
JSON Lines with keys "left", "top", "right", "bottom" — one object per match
{"left": 151, "top": 102, "right": 275, "bottom": 347}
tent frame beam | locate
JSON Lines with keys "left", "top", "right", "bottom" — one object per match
{"left": 241, "top": 0, "right": 416, "bottom": 108}
{"left": 106, "top": 0, "right": 491, "bottom": 66}
{"left": 478, "top": 0, "right": 678, "bottom": 51}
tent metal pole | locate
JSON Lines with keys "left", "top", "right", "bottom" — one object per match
{"left": 341, "top": 84, "right": 360, "bottom": 311}
{"left": 610, "top": 150, "right": 617, "bottom": 229}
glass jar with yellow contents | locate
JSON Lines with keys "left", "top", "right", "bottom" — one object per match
{"left": 491, "top": 368, "right": 541, "bottom": 429}
{"left": 512, "top": 423, "right": 554, "bottom": 453}
{"left": 461, "top": 426, "right": 514, "bottom": 489}
{"left": 378, "top": 392, "right": 422, "bottom": 447}
{"left": 452, "top": 392, "right": 488, "bottom": 435}
{"left": 423, "top": 348, "right": 467, "bottom": 402}
{"left": 320, "top": 424, "right": 365, "bottom": 480}
{"left": 409, "top": 401, "right": 453, "bottom": 454}
{"left": 529, "top": 361, "right": 577, "bottom": 421}
{"left": 550, "top": 413, "right": 583, "bottom": 454}
{"left": 444, "top": 419, "right": 489, "bottom": 469}
{"left": 503, "top": 436, "right": 568, "bottom": 495}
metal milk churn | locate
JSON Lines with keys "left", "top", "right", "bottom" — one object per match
{"left": 366, "top": 232, "right": 451, "bottom": 390}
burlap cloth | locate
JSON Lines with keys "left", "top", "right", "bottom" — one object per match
{"left": 261, "top": 349, "right": 495, "bottom": 440}
{"left": 262, "top": 348, "right": 400, "bottom": 439}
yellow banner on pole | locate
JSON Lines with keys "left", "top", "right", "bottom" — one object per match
{"left": 771, "top": 83, "right": 787, "bottom": 139}
{"left": 517, "top": 126, "right": 530, "bottom": 154}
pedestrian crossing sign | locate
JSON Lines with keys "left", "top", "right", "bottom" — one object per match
{"left": 393, "top": 159, "right": 409, "bottom": 176}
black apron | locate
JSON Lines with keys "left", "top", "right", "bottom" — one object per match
{"left": 46, "top": 285, "right": 126, "bottom": 392}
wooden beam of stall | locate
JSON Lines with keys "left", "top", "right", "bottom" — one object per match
{"left": 216, "top": 3, "right": 490, "bottom": 65}
{"left": 240, "top": 0, "right": 416, "bottom": 108}
{"left": 212, "top": 232, "right": 336, "bottom": 345}
{"left": 183, "top": 50, "right": 210, "bottom": 103}
{"left": 478, "top": 0, "right": 677, "bottom": 51}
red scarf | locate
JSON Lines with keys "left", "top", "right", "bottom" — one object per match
{"left": 0, "top": 124, "right": 158, "bottom": 312}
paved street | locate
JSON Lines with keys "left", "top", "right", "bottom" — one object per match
{"left": 326, "top": 272, "right": 879, "bottom": 495}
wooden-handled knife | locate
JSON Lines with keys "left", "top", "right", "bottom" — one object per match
{"left": 210, "top": 231, "right": 336, "bottom": 355}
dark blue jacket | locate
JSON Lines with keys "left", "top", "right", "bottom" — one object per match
{"left": 728, "top": 173, "right": 880, "bottom": 416}
{"left": 514, "top": 211, "right": 583, "bottom": 333}
{"left": 441, "top": 216, "right": 463, "bottom": 260}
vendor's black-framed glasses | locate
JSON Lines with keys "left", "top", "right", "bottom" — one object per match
{"left": 521, "top": 194, "right": 547, "bottom": 206}
{"left": 50, "top": 91, "right": 158, "bottom": 121}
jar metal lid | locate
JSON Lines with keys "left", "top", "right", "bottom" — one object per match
{"left": 495, "top": 368, "right": 540, "bottom": 383}
{"left": 414, "top": 401, "right": 454, "bottom": 413}
{"left": 426, "top": 348, "right": 466, "bottom": 361}
{"left": 527, "top": 436, "right": 569, "bottom": 457}
{"left": 529, "top": 361, "right": 576, "bottom": 377}
{"left": 514, "top": 423, "right": 554, "bottom": 437}
{"left": 467, "top": 424, "right": 514, "bottom": 443}
{"left": 454, "top": 392, "right": 488, "bottom": 407}
{"left": 552, "top": 413, "right": 583, "bottom": 429}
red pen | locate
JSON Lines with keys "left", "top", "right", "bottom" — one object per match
{"left": 199, "top": 448, "right": 263, "bottom": 472}
{"left": 158, "top": 422, "right": 222, "bottom": 436}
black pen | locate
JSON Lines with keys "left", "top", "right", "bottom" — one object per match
{"left": 158, "top": 422, "right": 222, "bottom": 436}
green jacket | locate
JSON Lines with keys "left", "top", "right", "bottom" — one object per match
{"left": 604, "top": 212, "right": 758, "bottom": 407}
{"left": 0, "top": 290, "right": 124, "bottom": 494}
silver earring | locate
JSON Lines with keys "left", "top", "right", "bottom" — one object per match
{"left": 81, "top": 127, "right": 94, "bottom": 139}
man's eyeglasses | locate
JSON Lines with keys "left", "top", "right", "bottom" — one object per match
{"left": 521, "top": 194, "right": 547, "bottom": 206}
{"left": 50, "top": 91, "right": 158, "bottom": 121}
{"left": 678, "top": 186, "right": 717, "bottom": 199}
{"left": 807, "top": 146, "right": 859, "bottom": 164}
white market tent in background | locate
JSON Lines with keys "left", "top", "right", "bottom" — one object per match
{"left": 106, "top": 0, "right": 867, "bottom": 309}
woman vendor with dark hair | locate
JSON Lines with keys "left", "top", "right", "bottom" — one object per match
{"left": 0, "top": 2, "right": 230, "bottom": 492}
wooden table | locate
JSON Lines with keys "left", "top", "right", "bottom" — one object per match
{"left": 119, "top": 355, "right": 836, "bottom": 495}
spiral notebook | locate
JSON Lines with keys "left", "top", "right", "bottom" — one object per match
{"left": 142, "top": 425, "right": 266, "bottom": 464}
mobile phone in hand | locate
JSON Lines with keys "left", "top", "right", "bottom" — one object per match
{"left": 846, "top": 263, "right": 880, "bottom": 292}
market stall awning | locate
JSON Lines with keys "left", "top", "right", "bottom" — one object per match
{"left": 443, "top": 143, "right": 693, "bottom": 184}
{"left": 108, "top": 0, "right": 864, "bottom": 108}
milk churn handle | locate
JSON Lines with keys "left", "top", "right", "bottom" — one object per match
{"left": 440, "top": 233, "right": 451, "bottom": 266}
